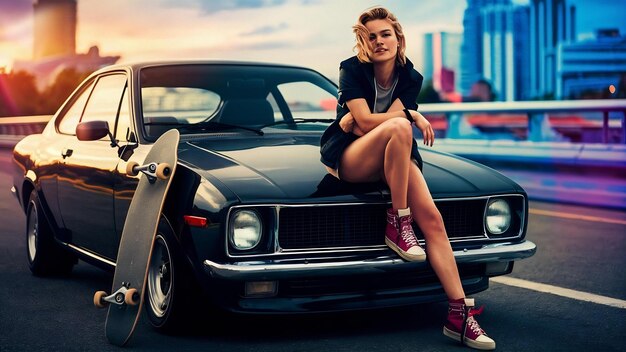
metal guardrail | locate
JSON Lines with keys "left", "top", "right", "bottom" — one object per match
{"left": 0, "top": 115, "right": 51, "bottom": 136}
{"left": 419, "top": 99, "right": 626, "bottom": 144}
{"left": 1, "top": 99, "right": 625, "bottom": 144}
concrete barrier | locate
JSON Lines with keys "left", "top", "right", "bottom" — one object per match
{"left": 432, "top": 139, "right": 626, "bottom": 174}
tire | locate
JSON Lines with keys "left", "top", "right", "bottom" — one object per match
{"left": 145, "top": 216, "right": 197, "bottom": 333}
{"left": 25, "top": 191, "right": 76, "bottom": 276}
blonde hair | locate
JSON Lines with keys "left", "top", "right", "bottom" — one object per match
{"left": 353, "top": 7, "right": 406, "bottom": 66}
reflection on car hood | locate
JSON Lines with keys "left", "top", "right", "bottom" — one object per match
{"left": 178, "top": 135, "right": 522, "bottom": 202}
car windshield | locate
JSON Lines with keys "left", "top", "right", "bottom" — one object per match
{"left": 139, "top": 64, "right": 338, "bottom": 140}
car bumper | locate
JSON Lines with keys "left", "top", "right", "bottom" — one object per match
{"left": 204, "top": 240, "right": 536, "bottom": 281}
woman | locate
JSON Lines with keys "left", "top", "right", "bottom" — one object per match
{"left": 320, "top": 7, "right": 496, "bottom": 351}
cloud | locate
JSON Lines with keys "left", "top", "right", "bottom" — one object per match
{"left": 197, "top": 0, "right": 287, "bottom": 13}
{"left": 240, "top": 23, "right": 289, "bottom": 37}
{"left": 0, "top": 0, "right": 31, "bottom": 19}
{"left": 0, "top": 0, "right": 31, "bottom": 38}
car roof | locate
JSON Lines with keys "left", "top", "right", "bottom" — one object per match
{"left": 93, "top": 60, "right": 313, "bottom": 75}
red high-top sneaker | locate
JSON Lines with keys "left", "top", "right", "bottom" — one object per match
{"left": 384, "top": 208, "right": 426, "bottom": 262}
{"left": 444, "top": 298, "right": 496, "bottom": 350}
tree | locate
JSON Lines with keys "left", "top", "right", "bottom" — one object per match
{"left": 0, "top": 71, "right": 41, "bottom": 117}
{"left": 40, "top": 68, "right": 91, "bottom": 113}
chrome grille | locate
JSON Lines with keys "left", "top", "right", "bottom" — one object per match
{"left": 278, "top": 199, "right": 487, "bottom": 250}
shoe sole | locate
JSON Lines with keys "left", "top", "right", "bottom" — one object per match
{"left": 385, "top": 238, "right": 426, "bottom": 262}
{"left": 443, "top": 326, "right": 496, "bottom": 350}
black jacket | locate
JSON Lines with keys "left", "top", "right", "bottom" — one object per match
{"left": 320, "top": 56, "right": 424, "bottom": 170}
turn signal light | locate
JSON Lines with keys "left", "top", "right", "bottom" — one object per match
{"left": 184, "top": 215, "right": 208, "bottom": 228}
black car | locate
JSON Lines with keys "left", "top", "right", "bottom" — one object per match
{"left": 11, "top": 61, "right": 536, "bottom": 332}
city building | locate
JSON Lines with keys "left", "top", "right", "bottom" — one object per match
{"left": 33, "top": 0, "right": 77, "bottom": 59}
{"left": 423, "top": 32, "right": 463, "bottom": 93}
{"left": 460, "top": 0, "right": 511, "bottom": 95}
{"left": 480, "top": 4, "right": 530, "bottom": 101}
{"left": 529, "top": 0, "right": 576, "bottom": 99}
{"left": 556, "top": 29, "right": 626, "bottom": 99}
{"left": 12, "top": 0, "right": 119, "bottom": 89}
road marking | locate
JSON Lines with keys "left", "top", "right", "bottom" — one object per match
{"left": 491, "top": 276, "right": 626, "bottom": 309}
{"left": 529, "top": 208, "right": 626, "bottom": 226}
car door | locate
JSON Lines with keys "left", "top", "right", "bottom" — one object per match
{"left": 35, "top": 79, "right": 96, "bottom": 237}
{"left": 56, "top": 72, "right": 128, "bottom": 260}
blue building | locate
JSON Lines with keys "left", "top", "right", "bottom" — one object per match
{"left": 556, "top": 29, "right": 626, "bottom": 99}
{"left": 460, "top": 0, "right": 511, "bottom": 94}
{"left": 480, "top": 4, "right": 530, "bottom": 101}
{"left": 529, "top": 0, "right": 576, "bottom": 99}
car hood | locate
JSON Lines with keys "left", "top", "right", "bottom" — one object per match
{"left": 178, "top": 134, "right": 522, "bottom": 202}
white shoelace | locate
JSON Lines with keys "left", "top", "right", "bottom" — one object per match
{"left": 467, "top": 316, "right": 484, "bottom": 335}
{"left": 400, "top": 222, "right": 418, "bottom": 247}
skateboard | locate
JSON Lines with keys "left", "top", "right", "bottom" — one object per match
{"left": 93, "top": 129, "right": 179, "bottom": 346}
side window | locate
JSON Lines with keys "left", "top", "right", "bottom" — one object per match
{"left": 276, "top": 81, "right": 336, "bottom": 120}
{"left": 116, "top": 85, "right": 132, "bottom": 141}
{"left": 81, "top": 74, "right": 127, "bottom": 140}
{"left": 57, "top": 80, "right": 95, "bottom": 135}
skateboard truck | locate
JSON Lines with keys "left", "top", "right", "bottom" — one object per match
{"left": 126, "top": 161, "right": 171, "bottom": 183}
{"left": 94, "top": 283, "right": 140, "bottom": 309}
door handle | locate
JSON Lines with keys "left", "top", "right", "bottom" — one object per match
{"left": 61, "top": 148, "right": 73, "bottom": 159}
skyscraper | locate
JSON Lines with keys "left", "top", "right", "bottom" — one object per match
{"left": 481, "top": 4, "right": 530, "bottom": 101}
{"left": 13, "top": 0, "right": 119, "bottom": 88}
{"left": 33, "top": 0, "right": 77, "bottom": 59}
{"left": 460, "top": 0, "right": 511, "bottom": 94}
{"left": 423, "top": 32, "right": 463, "bottom": 93}
{"left": 529, "top": 0, "right": 575, "bottom": 99}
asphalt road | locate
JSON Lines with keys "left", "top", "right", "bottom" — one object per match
{"left": 1, "top": 148, "right": 625, "bottom": 352}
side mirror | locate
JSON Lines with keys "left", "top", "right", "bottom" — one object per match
{"left": 76, "top": 120, "right": 120, "bottom": 148}
{"left": 76, "top": 120, "right": 110, "bottom": 141}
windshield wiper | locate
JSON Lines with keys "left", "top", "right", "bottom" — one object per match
{"left": 173, "top": 121, "right": 264, "bottom": 136}
{"left": 261, "top": 118, "right": 336, "bottom": 128}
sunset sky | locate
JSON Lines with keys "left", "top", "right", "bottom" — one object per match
{"left": 1, "top": 0, "right": 625, "bottom": 79}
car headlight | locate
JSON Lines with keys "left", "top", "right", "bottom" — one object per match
{"left": 229, "top": 210, "right": 262, "bottom": 250}
{"left": 485, "top": 199, "right": 511, "bottom": 235}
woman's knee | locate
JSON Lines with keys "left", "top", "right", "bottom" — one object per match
{"left": 382, "top": 117, "right": 413, "bottom": 144}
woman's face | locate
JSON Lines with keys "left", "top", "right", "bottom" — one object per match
{"left": 365, "top": 19, "right": 399, "bottom": 64}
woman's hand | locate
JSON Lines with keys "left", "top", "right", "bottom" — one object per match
{"left": 339, "top": 112, "right": 355, "bottom": 133}
{"left": 410, "top": 110, "right": 435, "bottom": 146}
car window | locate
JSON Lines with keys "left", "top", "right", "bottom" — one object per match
{"left": 81, "top": 74, "right": 128, "bottom": 140}
{"left": 139, "top": 65, "right": 338, "bottom": 137}
{"left": 276, "top": 81, "right": 336, "bottom": 120}
{"left": 142, "top": 87, "right": 221, "bottom": 123}
{"left": 116, "top": 85, "right": 132, "bottom": 141}
{"left": 57, "top": 80, "right": 95, "bottom": 135}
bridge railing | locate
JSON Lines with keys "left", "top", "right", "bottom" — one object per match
{"left": 0, "top": 115, "right": 51, "bottom": 136}
{"left": 419, "top": 99, "right": 626, "bottom": 144}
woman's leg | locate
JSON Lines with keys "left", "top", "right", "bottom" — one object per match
{"left": 406, "top": 163, "right": 465, "bottom": 300}
{"left": 340, "top": 118, "right": 425, "bottom": 262}
{"left": 339, "top": 117, "right": 412, "bottom": 210}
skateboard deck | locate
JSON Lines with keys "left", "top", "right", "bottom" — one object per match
{"left": 94, "top": 129, "right": 179, "bottom": 346}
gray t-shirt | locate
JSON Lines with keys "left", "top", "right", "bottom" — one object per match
{"left": 374, "top": 73, "right": 399, "bottom": 113}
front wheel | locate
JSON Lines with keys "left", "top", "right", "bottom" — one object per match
{"left": 25, "top": 191, "right": 75, "bottom": 276}
{"left": 145, "top": 217, "right": 197, "bottom": 333}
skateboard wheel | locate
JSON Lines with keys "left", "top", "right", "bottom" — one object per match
{"left": 126, "top": 161, "right": 139, "bottom": 176}
{"left": 94, "top": 291, "right": 109, "bottom": 308}
{"left": 125, "top": 288, "right": 139, "bottom": 306}
{"left": 155, "top": 163, "right": 171, "bottom": 180}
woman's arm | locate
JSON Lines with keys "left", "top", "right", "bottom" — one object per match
{"left": 345, "top": 98, "right": 405, "bottom": 133}
{"left": 342, "top": 98, "right": 434, "bottom": 146}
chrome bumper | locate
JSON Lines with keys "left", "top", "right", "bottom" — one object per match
{"left": 204, "top": 240, "right": 536, "bottom": 281}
